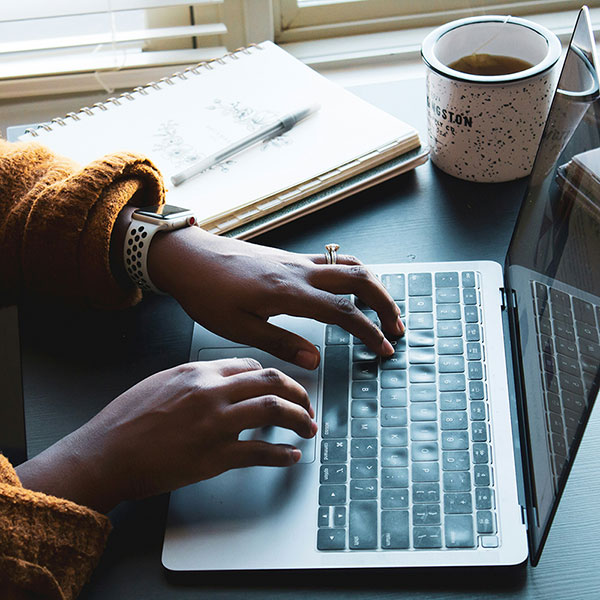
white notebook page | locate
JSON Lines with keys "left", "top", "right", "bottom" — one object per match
{"left": 21, "top": 42, "right": 417, "bottom": 223}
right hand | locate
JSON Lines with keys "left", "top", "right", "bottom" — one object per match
{"left": 16, "top": 358, "right": 317, "bottom": 513}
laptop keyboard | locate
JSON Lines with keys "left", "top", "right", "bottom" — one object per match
{"left": 317, "top": 271, "right": 498, "bottom": 551}
{"left": 533, "top": 282, "right": 599, "bottom": 488}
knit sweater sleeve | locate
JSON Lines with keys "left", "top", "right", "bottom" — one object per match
{"left": 0, "top": 137, "right": 165, "bottom": 308}
{"left": 0, "top": 454, "right": 112, "bottom": 600}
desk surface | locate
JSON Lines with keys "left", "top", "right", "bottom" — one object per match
{"left": 16, "top": 77, "right": 600, "bottom": 600}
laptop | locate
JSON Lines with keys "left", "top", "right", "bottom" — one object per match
{"left": 162, "top": 7, "right": 600, "bottom": 571}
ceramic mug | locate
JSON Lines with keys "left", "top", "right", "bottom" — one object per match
{"left": 421, "top": 15, "right": 562, "bottom": 182}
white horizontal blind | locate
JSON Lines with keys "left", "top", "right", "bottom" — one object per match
{"left": 275, "top": 0, "right": 598, "bottom": 42}
{"left": 0, "top": 1, "right": 233, "bottom": 92}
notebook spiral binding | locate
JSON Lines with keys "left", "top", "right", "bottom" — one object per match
{"left": 25, "top": 44, "right": 262, "bottom": 137}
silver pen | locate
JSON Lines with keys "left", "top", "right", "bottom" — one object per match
{"left": 171, "top": 104, "right": 320, "bottom": 186}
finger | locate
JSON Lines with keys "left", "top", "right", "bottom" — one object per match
{"left": 223, "top": 440, "right": 302, "bottom": 469}
{"left": 307, "top": 253, "right": 363, "bottom": 266}
{"left": 219, "top": 366, "right": 314, "bottom": 417}
{"left": 222, "top": 395, "right": 317, "bottom": 439}
{"left": 280, "top": 288, "right": 395, "bottom": 356}
{"left": 202, "top": 357, "right": 264, "bottom": 377}
{"left": 309, "top": 264, "right": 404, "bottom": 336}
{"left": 231, "top": 315, "right": 321, "bottom": 372}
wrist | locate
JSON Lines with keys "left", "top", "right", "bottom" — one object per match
{"left": 110, "top": 204, "right": 137, "bottom": 288}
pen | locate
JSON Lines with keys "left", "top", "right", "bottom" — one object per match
{"left": 171, "top": 104, "right": 320, "bottom": 186}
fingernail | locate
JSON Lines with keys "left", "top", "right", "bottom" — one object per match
{"left": 296, "top": 349, "right": 319, "bottom": 370}
{"left": 381, "top": 338, "right": 395, "bottom": 356}
{"left": 396, "top": 315, "right": 405, "bottom": 336}
{"left": 310, "top": 421, "right": 319, "bottom": 436}
{"left": 291, "top": 449, "right": 302, "bottom": 463}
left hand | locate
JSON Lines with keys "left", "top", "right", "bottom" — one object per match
{"left": 147, "top": 227, "right": 403, "bottom": 370}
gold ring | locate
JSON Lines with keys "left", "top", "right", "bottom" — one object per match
{"left": 325, "top": 243, "right": 340, "bottom": 265}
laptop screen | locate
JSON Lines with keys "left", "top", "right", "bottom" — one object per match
{"left": 505, "top": 7, "right": 600, "bottom": 565}
{"left": 0, "top": 304, "right": 27, "bottom": 467}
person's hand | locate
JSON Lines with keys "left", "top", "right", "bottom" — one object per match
{"left": 15, "top": 358, "right": 316, "bottom": 513}
{"left": 148, "top": 227, "right": 404, "bottom": 370}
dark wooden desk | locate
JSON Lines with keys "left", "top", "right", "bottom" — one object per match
{"left": 19, "top": 78, "right": 600, "bottom": 599}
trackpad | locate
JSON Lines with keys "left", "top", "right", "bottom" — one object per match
{"left": 196, "top": 347, "right": 319, "bottom": 463}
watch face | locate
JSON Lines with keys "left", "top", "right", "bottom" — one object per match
{"left": 135, "top": 204, "right": 193, "bottom": 220}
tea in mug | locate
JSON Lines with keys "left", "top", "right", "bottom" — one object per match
{"left": 448, "top": 53, "right": 534, "bottom": 76}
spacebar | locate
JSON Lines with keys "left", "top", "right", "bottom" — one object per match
{"left": 321, "top": 345, "right": 349, "bottom": 438}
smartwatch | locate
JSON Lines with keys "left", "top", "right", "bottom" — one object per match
{"left": 124, "top": 204, "right": 197, "bottom": 293}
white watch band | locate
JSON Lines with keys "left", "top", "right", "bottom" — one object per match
{"left": 123, "top": 219, "right": 166, "bottom": 294}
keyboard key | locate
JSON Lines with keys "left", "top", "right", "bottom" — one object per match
{"left": 409, "top": 347, "right": 436, "bottom": 364}
{"left": 408, "top": 273, "right": 432, "bottom": 296}
{"left": 410, "top": 402, "right": 437, "bottom": 421}
{"left": 439, "top": 356, "right": 465, "bottom": 373}
{"left": 474, "top": 465, "right": 491, "bottom": 486}
{"left": 351, "top": 458, "right": 377, "bottom": 478}
{"left": 477, "top": 511, "right": 496, "bottom": 534}
{"left": 442, "top": 451, "right": 470, "bottom": 471}
{"left": 351, "top": 418, "right": 378, "bottom": 437}
{"left": 317, "top": 528, "right": 346, "bottom": 550}
{"left": 381, "top": 388, "right": 407, "bottom": 407}
{"left": 351, "top": 399, "right": 377, "bottom": 418}
{"left": 556, "top": 354, "right": 580, "bottom": 377}
{"left": 413, "top": 526, "right": 442, "bottom": 548}
{"left": 408, "top": 330, "right": 435, "bottom": 347}
{"left": 381, "top": 408, "right": 408, "bottom": 427}
{"left": 409, "top": 313, "right": 434, "bottom": 330}
{"left": 441, "top": 431, "right": 469, "bottom": 450}
{"left": 438, "top": 321, "right": 463, "bottom": 338}
{"left": 437, "top": 305, "right": 461, "bottom": 320}
{"left": 382, "top": 274, "right": 406, "bottom": 301}
{"left": 413, "top": 503, "right": 441, "bottom": 525}
{"left": 409, "top": 296, "right": 433, "bottom": 312}
{"left": 382, "top": 489, "right": 409, "bottom": 509}
{"left": 439, "top": 392, "right": 467, "bottom": 410}
{"left": 475, "top": 487, "right": 494, "bottom": 509}
{"left": 556, "top": 337, "right": 578, "bottom": 358}
{"left": 322, "top": 345, "right": 350, "bottom": 438}
{"left": 321, "top": 439, "right": 348, "bottom": 463}
{"left": 573, "top": 298, "right": 595, "bottom": 325}
{"left": 435, "top": 272, "right": 459, "bottom": 288}
{"left": 381, "top": 370, "right": 407, "bottom": 389}
{"left": 381, "top": 428, "right": 408, "bottom": 447}
{"left": 319, "top": 484, "right": 347, "bottom": 505}
{"left": 381, "top": 447, "right": 408, "bottom": 467}
{"left": 351, "top": 438, "right": 378, "bottom": 458}
{"left": 412, "top": 462, "right": 440, "bottom": 482}
{"left": 320, "top": 464, "right": 347, "bottom": 484}
{"left": 443, "top": 471, "right": 471, "bottom": 492}
{"left": 554, "top": 320, "right": 575, "bottom": 341}
{"left": 349, "top": 501, "right": 378, "bottom": 549}
{"left": 318, "top": 506, "right": 330, "bottom": 527}
{"left": 466, "top": 342, "right": 482, "bottom": 361}
{"left": 411, "top": 441, "right": 439, "bottom": 462}
{"left": 352, "top": 361, "right": 378, "bottom": 380}
{"left": 381, "top": 510, "right": 410, "bottom": 548}
{"left": 464, "top": 306, "right": 479, "bottom": 323}
{"left": 352, "top": 381, "right": 378, "bottom": 398}
{"left": 350, "top": 479, "right": 378, "bottom": 499}
{"left": 409, "top": 384, "right": 437, "bottom": 402}
{"left": 470, "top": 402, "right": 486, "bottom": 421}
{"left": 465, "top": 324, "right": 481, "bottom": 341}
{"left": 381, "top": 352, "right": 407, "bottom": 370}
{"left": 469, "top": 381, "right": 485, "bottom": 400}
{"left": 462, "top": 288, "right": 477, "bottom": 305}
{"left": 413, "top": 483, "right": 440, "bottom": 503}
{"left": 436, "top": 287, "right": 460, "bottom": 303}
{"left": 461, "top": 271, "right": 476, "bottom": 287}
{"left": 409, "top": 364, "right": 436, "bottom": 383}
{"left": 326, "top": 325, "right": 350, "bottom": 345}
{"left": 439, "top": 373, "right": 466, "bottom": 391}
{"left": 438, "top": 338, "right": 464, "bottom": 355}
{"left": 440, "top": 411, "right": 468, "bottom": 430}
{"left": 333, "top": 507, "right": 346, "bottom": 527}
{"left": 382, "top": 468, "right": 409, "bottom": 488}
{"left": 445, "top": 515, "right": 475, "bottom": 547}
{"left": 444, "top": 493, "right": 472, "bottom": 516}
{"left": 411, "top": 422, "right": 438, "bottom": 441}
{"left": 353, "top": 345, "right": 377, "bottom": 361}
{"left": 472, "top": 442, "right": 489, "bottom": 464}
{"left": 580, "top": 339, "right": 600, "bottom": 359}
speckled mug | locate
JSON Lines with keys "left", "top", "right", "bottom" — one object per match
{"left": 421, "top": 15, "right": 562, "bottom": 182}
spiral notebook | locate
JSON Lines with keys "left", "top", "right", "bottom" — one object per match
{"left": 18, "top": 41, "right": 424, "bottom": 237}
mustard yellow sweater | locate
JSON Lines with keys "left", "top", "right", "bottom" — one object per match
{"left": 0, "top": 137, "right": 165, "bottom": 599}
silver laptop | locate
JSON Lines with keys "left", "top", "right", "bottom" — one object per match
{"left": 163, "top": 7, "right": 600, "bottom": 571}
